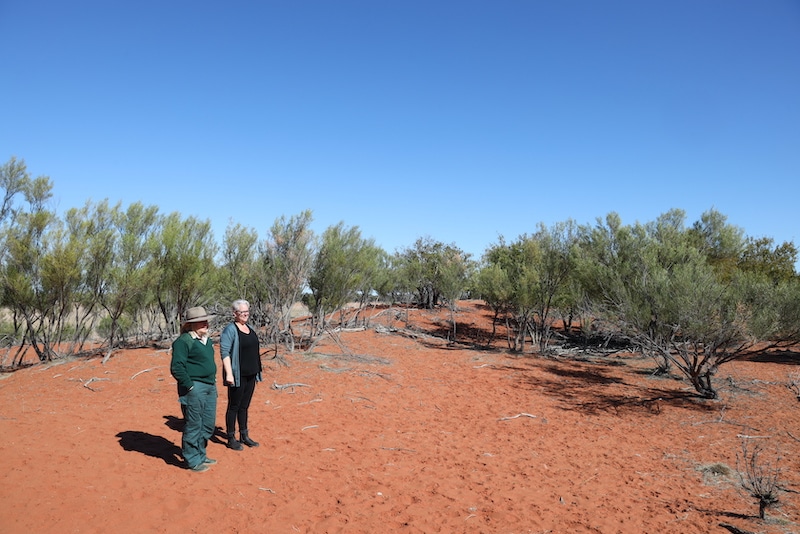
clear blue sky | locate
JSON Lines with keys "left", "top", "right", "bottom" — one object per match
{"left": 2, "top": 1, "right": 798, "bottom": 261}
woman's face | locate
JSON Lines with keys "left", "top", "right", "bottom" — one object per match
{"left": 234, "top": 307, "right": 250, "bottom": 324}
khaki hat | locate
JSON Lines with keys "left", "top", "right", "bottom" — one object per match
{"left": 182, "top": 306, "right": 214, "bottom": 324}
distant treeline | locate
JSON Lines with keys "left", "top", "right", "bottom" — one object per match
{"left": 1, "top": 156, "right": 798, "bottom": 399}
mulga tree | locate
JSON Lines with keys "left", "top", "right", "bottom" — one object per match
{"left": 526, "top": 220, "right": 578, "bottom": 354}
{"left": 0, "top": 157, "right": 35, "bottom": 356}
{"left": 576, "top": 211, "right": 678, "bottom": 370}
{"left": 219, "top": 222, "right": 259, "bottom": 320}
{"left": 255, "top": 210, "right": 314, "bottom": 352}
{"left": 687, "top": 208, "right": 745, "bottom": 282}
{"left": 375, "top": 253, "right": 414, "bottom": 305}
{"left": 151, "top": 212, "right": 218, "bottom": 337}
{"left": 397, "top": 237, "right": 472, "bottom": 339}
{"left": 482, "top": 237, "right": 541, "bottom": 353}
{"left": 436, "top": 248, "right": 474, "bottom": 342}
{"left": 307, "top": 222, "right": 385, "bottom": 333}
{"left": 473, "top": 262, "right": 514, "bottom": 345}
{"left": 577, "top": 210, "right": 775, "bottom": 398}
{"left": 0, "top": 170, "right": 58, "bottom": 362}
{"left": 101, "top": 202, "right": 160, "bottom": 361}
{"left": 732, "top": 238, "right": 800, "bottom": 346}
{"left": 350, "top": 246, "right": 391, "bottom": 323}
{"left": 398, "top": 237, "right": 470, "bottom": 311}
{"left": 62, "top": 200, "right": 116, "bottom": 354}
{"left": 738, "top": 236, "right": 797, "bottom": 287}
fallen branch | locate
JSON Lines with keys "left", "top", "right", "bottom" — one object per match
{"left": 499, "top": 413, "right": 537, "bottom": 421}
{"left": 271, "top": 381, "right": 310, "bottom": 391}
{"left": 357, "top": 370, "right": 392, "bottom": 381}
{"left": 691, "top": 408, "right": 761, "bottom": 432}
{"left": 82, "top": 377, "right": 109, "bottom": 391}
{"left": 381, "top": 447, "right": 416, "bottom": 453}
{"left": 130, "top": 366, "right": 160, "bottom": 380}
{"left": 318, "top": 364, "right": 352, "bottom": 373}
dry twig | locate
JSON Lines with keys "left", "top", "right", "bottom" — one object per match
{"left": 81, "top": 377, "right": 109, "bottom": 391}
{"left": 271, "top": 381, "right": 310, "bottom": 391}
{"left": 498, "top": 413, "right": 538, "bottom": 421}
{"left": 130, "top": 366, "right": 160, "bottom": 380}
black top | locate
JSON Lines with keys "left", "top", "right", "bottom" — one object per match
{"left": 237, "top": 327, "right": 262, "bottom": 376}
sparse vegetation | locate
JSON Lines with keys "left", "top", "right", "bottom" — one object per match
{"left": 1, "top": 155, "right": 798, "bottom": 406}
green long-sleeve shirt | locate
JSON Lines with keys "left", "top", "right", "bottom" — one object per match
{"left": 170, "top": 332, "right": 216, "bottom": 390}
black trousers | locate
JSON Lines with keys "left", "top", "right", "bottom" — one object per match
{"left": 225, "top": 374, "right": 258, "bottom": 436}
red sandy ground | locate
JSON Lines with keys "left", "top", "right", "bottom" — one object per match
{"left": 0, "top": 300, "right": 798, "bottom": 534}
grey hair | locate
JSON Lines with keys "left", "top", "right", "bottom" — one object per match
{"left": 232, "top": 299, "right": 250, "bottom": 313}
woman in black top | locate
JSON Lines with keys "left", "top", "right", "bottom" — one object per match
{"left": 219, "top": 299, "right": 263, "bottom": 450}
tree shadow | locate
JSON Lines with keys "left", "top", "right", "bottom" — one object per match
{"left": 116, "top": 430, "right": 184, "bottom": 467}
{"left": 745, "top": 349, "right": 800, "bottom": 366}
{"left": 495, "top": 358, "right": 717, "bottom": 416}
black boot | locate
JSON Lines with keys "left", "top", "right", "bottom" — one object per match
{"left": 227, "top": 433, "right": 244, "bottom": 451}
{"left": 240, "top": 431, "right": 259, "bottom": 447}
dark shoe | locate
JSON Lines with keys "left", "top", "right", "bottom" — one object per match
{"left": 190, "top": 462, "right": 211, "bottom": 472}
{"left": 227, "top": 436, "right": 244, "bottom": 451}
{"left": 240, "top": 433, "right": 259, "bottom": 448}
{"left": 203, "top": 457, "right": 217, "bottom": 465}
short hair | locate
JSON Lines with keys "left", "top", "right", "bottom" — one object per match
{"left": 232, "top": 299, "right": 250, "bottom": 313}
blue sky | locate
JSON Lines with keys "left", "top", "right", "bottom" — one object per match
{"left": 2, "top": 1, "right": 798, "bottom": 262}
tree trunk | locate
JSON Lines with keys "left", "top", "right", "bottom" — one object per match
{"left": 691, "top": 371, "right": 717, "bottom": 399}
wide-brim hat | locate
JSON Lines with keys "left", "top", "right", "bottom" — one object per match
{"left": 182, "top": 306, "right": 214, "bottom": 324}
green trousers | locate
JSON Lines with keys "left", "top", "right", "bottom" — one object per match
{"left": 179, "top": 381, "right": 217, "bottom": 468}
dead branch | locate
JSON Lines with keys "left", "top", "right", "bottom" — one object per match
{"left": 690, "top": 407, "right": 761, "bottom": 432}
{"left": 271, "top": 381, "right": 310, "bottom": 391}
{"left": 130, "top": 366, "right": 160, "bottom": 380}
{"left": 81, "top": 377, "right": 109, "bottom": 391}
{"left": 499, "top": 413, "right": 538, "bottom": 421}
{"left": 325, "top": 327, "right": 354, "bottom": 357}
{"left": 318, "top": 364, "right": 352, "bottom": 373}
{"left": 357, "top": 370, "right": 392, "bottom": 381}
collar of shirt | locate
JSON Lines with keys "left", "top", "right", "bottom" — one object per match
{"left": 189, "top": 331, "right": 209, "bottom": 344}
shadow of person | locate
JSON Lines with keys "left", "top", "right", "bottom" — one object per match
{"left": 211, "top": 426, "right": 227, "bottom": 444}
{"left": 163, "top": 415, "right": 185, "bottom": 432}
{"left": 163, "top": 416, "right": 226, "bottom": 445}
{"left": 116, "top": 430, "right": 184, "bottom": 468}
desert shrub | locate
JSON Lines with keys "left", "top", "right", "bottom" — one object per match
{"left": 736, "top": 440, "right": 781, "bottom": 520}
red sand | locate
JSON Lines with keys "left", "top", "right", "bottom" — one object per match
{"left": 1, "top": 301, "right": 798, "bottom": 533}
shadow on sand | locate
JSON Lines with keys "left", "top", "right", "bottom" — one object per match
{"left": 116, "top": 430, "right": 184, "bottom": 468}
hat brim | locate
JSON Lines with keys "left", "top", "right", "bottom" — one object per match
{"left": 183, "top": 314, "right": 214, "bottom": 324}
